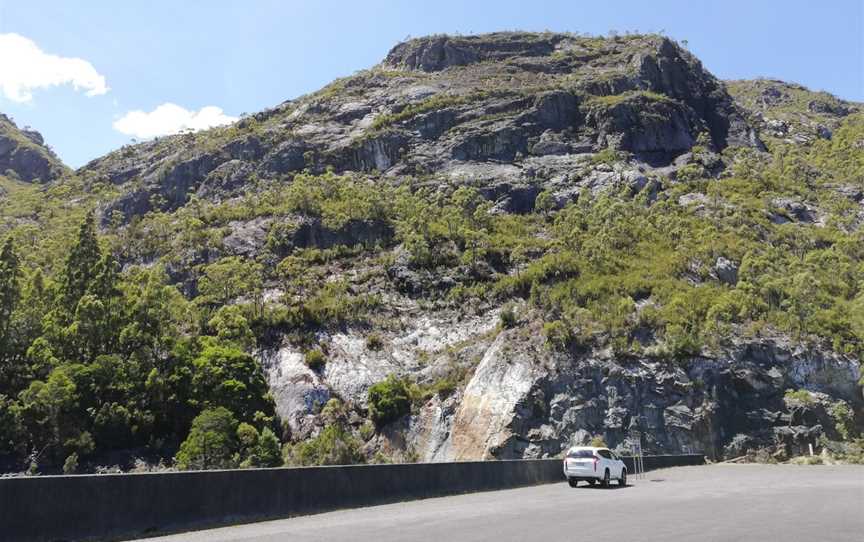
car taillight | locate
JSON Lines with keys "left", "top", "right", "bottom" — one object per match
{"left": 593, "top": 456, "right": 599, "bottom": 471}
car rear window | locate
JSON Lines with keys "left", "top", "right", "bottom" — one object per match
{"left": 567, "top": 450, "right": 595, "bottom": 458}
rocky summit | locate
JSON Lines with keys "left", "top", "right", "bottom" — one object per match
{"left": 0, "top": 32, "right": 861, "bottom": 473}
{"left": 0, "top": 114, "right": 66, "bottom": 184}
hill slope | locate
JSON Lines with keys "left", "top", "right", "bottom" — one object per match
{"left": 0, "top": 32, "right": 861, "bottom": 472}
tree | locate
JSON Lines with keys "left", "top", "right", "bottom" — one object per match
{"left": 60, "top": 213, "right": 102, "bottom": 311}
{"left": 0, "top": 237, "right": 20, "bottom": 339}
{"left": 0, "top": 238, "right": 21, "bottom": 388}
{"left": 197, "top": 257, "right": 263, "bottom": 308}
{"left": 175, "top": 407, "right": 239, "bottom": 470}
{"left": 534, "top": 190, "right": 555, "bottom": 216}
{"left": 191, "top": 341, "right": 273, "bottom": 423}
{"left": 14, "top": 366, "right": 88, "bottom": 464}
{"left": 208, "top": 306, "right": 255, "bottom": 350}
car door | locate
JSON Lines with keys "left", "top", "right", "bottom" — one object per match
{"left": 597, "top": 449, "right": 613, "bottom": 477}
{"left": 610, "top": 451, "right": 624, "bottom": 477}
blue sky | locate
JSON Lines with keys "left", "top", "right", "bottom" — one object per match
{"left": 0, "top": 0, "right": 861, "bottom": 168}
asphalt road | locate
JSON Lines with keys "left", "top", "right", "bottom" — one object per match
{"left": 138, "top": 464, "right": 864, "bottom": 542}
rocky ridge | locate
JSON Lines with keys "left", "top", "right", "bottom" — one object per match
{"left": 78, "top": 32, "right": 771, "bottom": 223}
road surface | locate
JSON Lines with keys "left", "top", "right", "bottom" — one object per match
{"left": 138, "top": 464, "right": 864, "bottom": 542}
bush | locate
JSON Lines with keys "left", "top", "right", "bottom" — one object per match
{"left": 589, "top": 436, "right": 607, "bottom": 448}
{"left": 366, "top": 333, "right": 384, "bottom": 351}
{"left": 304, "top": 349, "right": 326, "bottom": 371}
{"left": 63, "top": 453, "right": 79, "bottom": 474}
{"left": 664, "top": 324, "right": 702, "bottom": 360}
{"left": 285, "top": 424, "right": 364, "bottom": 466}
{"left": 248, "top": 427, "right": 282, "bottom": 468}
{"left": 367, "top": 375, "right": 411, "bottom": 426}
{"left": 499, "top": 306, "right": 517, "bottom": 329}
{"left": 359, "top": 421, "right": 375, "bottom": 442}
{"left": 590, "top": 148, "right": 622, "bottom": 165}
{"left": 542, "top": 320, "right": 571, "bottom": 350}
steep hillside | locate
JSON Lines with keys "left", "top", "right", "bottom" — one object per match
{"left": 81, "top": 33, "right": 762, "bottom": 222}
{"left": 0, "top": 32, "right": 861, "bottom": 473}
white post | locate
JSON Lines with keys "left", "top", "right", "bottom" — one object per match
{"left": 809, "top": 443, "right": 814, "bottom": 457}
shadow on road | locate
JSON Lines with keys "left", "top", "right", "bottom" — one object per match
{"left": 577, "top": 483, "right": 632, "bottom": 490}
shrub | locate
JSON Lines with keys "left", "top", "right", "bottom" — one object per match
{"left": 359, "top": 421, "right": 375, "bottom": 442}
{"left": 542, "top": 320, "right": 571, "bottom": 350}
{"left": 499, "top": 305, "right": 517, "bottom": 329}
{"left": 63, "top": 453, "right": 79, "bottom": 474}
{"left": 366, "top": 333, "right": 384, "bottom": 351}
{"left": 590, "top": 148, "right": 622, "bottom": 165}
{"left": 367, "top": 375, "right": 411, "bottom": 426}
{"left": 829, "top": 402, "right": 855, "bottom": 440}
{"left": 285, "top": 424, "right": 364, "bottom": 466}
{"left": 589, "top": 436, "right": 607, "bottom": 448}
{"left": 247, "top": 427, "right": 282, "bottom": 468}
{"left": 664, "top": 324, "right": 703, "bottom": 360}
{"left": 304, "top": 349, "right": 326, "bottom": 371}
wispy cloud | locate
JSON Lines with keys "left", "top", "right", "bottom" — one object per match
{"left": 113, "top": 103, "right": 238, "bottom": 139}
{"left": 0, "top": 33, "right": 109, "bottom": 102}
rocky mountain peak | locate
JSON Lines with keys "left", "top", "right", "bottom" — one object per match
{"left": 382, "top": 32, "right": 572, "bottom": 72}
{"left": 0, "top": 113, "right": 66, "bottom": 183}
{"left": 80, "top": 32, "right": 776, "bottom": 225}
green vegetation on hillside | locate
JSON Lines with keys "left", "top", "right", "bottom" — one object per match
{"left": 2, "top": 113, "right": 862, "bottom": 471}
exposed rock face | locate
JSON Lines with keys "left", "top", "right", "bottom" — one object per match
{"left": 418, "top": 327, "right": 861, "bottom": 461}
{"left": 0, "top": 114, "right": 66, "bottom": 183}
{"left": 383, "top": 33, "right": 566, "bottom": 72}
{"left": 450, "top": 330, "right": 548, "bottom": 459}
{"left": 80, "top": 32, "right": 775, "bottom": 225}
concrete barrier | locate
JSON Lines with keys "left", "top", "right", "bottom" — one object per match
{"left": 0, "top": 454, "right": 703, "bottom": 541}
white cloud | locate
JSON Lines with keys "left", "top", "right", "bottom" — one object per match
{"left": 113, "top": 103, "right": 238, "bottom": 139}
{"left": 0, "top": 33, "right": 109, "bottom": 102}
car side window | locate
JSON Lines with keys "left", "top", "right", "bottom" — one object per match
{"left": 611, "top": 452, "right": 619, "bottom": 460}
{"left": 598, "top": 450, "right": 611, "bottom": 459}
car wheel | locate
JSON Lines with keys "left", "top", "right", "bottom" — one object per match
{"left": 618, "top": 469, "right": 627, "bottom": 487}
{"left": 568, "top": 478, "right": 578, "bottom": 488}
{"left": 602, "top": 469, "right": 610, "bottom": 488}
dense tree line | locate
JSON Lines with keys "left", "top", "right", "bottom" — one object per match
{"left": 0, "top": 214, "right": 276, "bottom": 472}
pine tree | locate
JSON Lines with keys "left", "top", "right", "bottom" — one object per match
{"left": 90, "top": 252, "right": 120, "bottom": 298}
{"left": 0, "top": 238, "right": 21, "bottom": 389}
{"left": 60, "top": 212, "right": 102, "bottom": 312}
{"left": 0, "top": 237, "right": 20, "bottom": 338}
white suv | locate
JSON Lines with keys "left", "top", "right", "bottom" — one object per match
{"left": 562, "top": 446, "right": 627, "bottom": 488}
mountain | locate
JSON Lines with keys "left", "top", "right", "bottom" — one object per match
{"left": 0, "top": 32, "right": 861, "bottom": 473}
{"left": 0, "top": 114, "right": 66, "bottom": 184}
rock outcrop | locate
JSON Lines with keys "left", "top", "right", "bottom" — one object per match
{"left": 0, "top": 114, "right": 66, "bottom": 183}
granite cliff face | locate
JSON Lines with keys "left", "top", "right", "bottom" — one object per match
{"left": 1, "top": 32, "right": 861, "bottom": 466}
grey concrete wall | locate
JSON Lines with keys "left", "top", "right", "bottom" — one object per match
{"left": 0, "top": 455, "right": 703, "bottom": 542}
